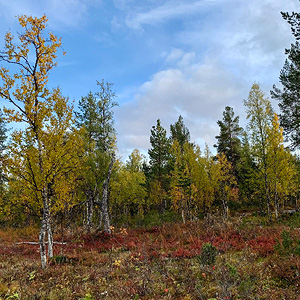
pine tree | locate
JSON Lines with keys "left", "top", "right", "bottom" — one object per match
{"left": 281, "top": 10, "right": 300, "bottom": 39}
{"left": 271, "top": 9, "right": 300, "bottom": 149}
{"left": 271, "top": 42, "right": 300, "bottom": 148}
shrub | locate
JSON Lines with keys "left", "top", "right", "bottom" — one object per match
{"left": 271, "top": 256, "right": 300, "bottom": 287}
{"left": 140, "top": 210, "right": 180, "bottom": 227}
{"left": 275, "top": 230, "right": 300, "bottom": 256}
{"left": 197, "top": 243, "right": 218, "bottom": 266}
{"left": 279, "top": 212, "right": 300, "bottom": 228}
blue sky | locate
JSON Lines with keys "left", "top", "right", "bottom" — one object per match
{"left": 0, "top": 0, "right": 299, "bottom": 160}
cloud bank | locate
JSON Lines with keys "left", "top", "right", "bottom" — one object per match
{"left": 114, "top": 0, "right": 299, "bottom": 159}
{"left": 115, "top": 51, "right": 244, "bottom": 157}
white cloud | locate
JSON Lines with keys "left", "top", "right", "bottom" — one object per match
{"left": 163, "top": 48, "right": 196, "bottom": 68}
{"left": 115, "top": 51, "right": 245, "bottom": 159}
{"left": 176, "top": 0, "right": 299, "bottom": 80}
{"left": 114, "top": 0, "right": 300, "bottom": 159}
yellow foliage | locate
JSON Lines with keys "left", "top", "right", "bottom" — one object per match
{"left": 265, "top": 113, "right": 298, "bottom": 213}
{"left": 170, "top": 141, "right": 217, "bottom": 218}
{"left": 0, "top": 15, "right": 83, "bottom": 219}
{"left": 110, "top": 156, "right": 147, "bottom": 217}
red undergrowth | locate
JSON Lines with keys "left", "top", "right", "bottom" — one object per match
{"left": 0, "top": 221, "right": 283, "bottom": 261}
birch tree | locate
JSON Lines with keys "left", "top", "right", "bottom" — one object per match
{"left": 214, "top": 153, "right": 237, "bottom": 219}
{"left": 244, "top": 83, "right": 274, "bottom": 217}
{"left": 0, "top": 15, "right": 83, "bottom": 268}
{"left": 76, "top": 80, "right": 118, "bottom": 233}
{"left": 266, "top": 113, "right": 298, "bottom": 218}
{"left": 170, "top": 140, "right": 194, "bottom": 223}
{"left": 110, "top": 149, "right": 147, "bottom": 223}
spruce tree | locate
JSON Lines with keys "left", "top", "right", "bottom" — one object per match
{"left": 148, "top": 119, "right": 171, "bottom": 210}
{"left": 214, "top": 106, "right": 243, "bottom": 172}
{"left": 170, "top": 115, "right": 191, "bottom": 150}
{"left": 148, "top": 119, "right": 171, "bottom": 182}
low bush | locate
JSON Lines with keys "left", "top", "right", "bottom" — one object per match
{"left": 197, "top": 243, "right": 218, "bottom": 266}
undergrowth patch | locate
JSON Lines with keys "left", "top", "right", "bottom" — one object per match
{"left": 0, "top": 215, "right": 299, "bottom": 299}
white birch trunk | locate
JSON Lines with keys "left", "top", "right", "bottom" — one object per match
{"left": 39, "top": 217, "right": 47, "bottom": 268}
{"left": 100, "top": 153, "right": 115, "bottom": 234}
{"left": 86, "top": 193, "right": 94, "bottom": 230}
{"left": 47, "top": 220, "right": 53, "bottom": 258}
{"left": 39, "top": 188, "right": 53, "bottom": 267}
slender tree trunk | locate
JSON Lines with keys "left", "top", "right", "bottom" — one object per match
{"left": 100, "top": 153, "right": 115, "bottom": 234}
{"left": 39, "top": 215, "right": 47, "bottom": 269}
{"left": 99, "top": 199, "right": 103, "bottom": 229}
{"left": 222, "top": 197, "right": 229, "bottom": 220}
{"left": 39, "top": 185, "right": 53, "bottom": 268}
{"left": 221, "top": 184, "right": 229, "bottom": 220}
{"left": 180, "top": 194, "right": 186, "bottom": 224}
{"left": 86, "top": 197, "right": 93, "bottom": 229}
{"left": 223, "top": 200, "right": 229, "bottom": 220}
{"left": 181, "top": 209, "right": 186, "bottom": 224}
{"left": 86, "top": 192, "right": 94, "bottom": 231}
{"left": 274, "top": 182, "right": 279, "bottom": 219}
{"left": 262, "top": 153, "right": 271, "bottom": 219}
{"left": 36, "top": 135, "right": 53, "bottom": 267}
{"left": 60, "top": 213, "right": 64, "bottom": 256}
{"left": 264, "top": 173, "right": 271, "bottom": 220}
{"left": 86, "top": 183, "right": 98, "bottom": 230}
{"left": 47, "top": 217, "right": 53, "bottom": 258}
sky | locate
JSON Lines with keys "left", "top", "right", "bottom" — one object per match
{"left": 0, "top": 0, "right": 299, "bottom": 160}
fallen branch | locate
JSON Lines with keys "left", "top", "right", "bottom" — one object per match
{"left": 16, "top": 241, "right": 67, "bottom": 245}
